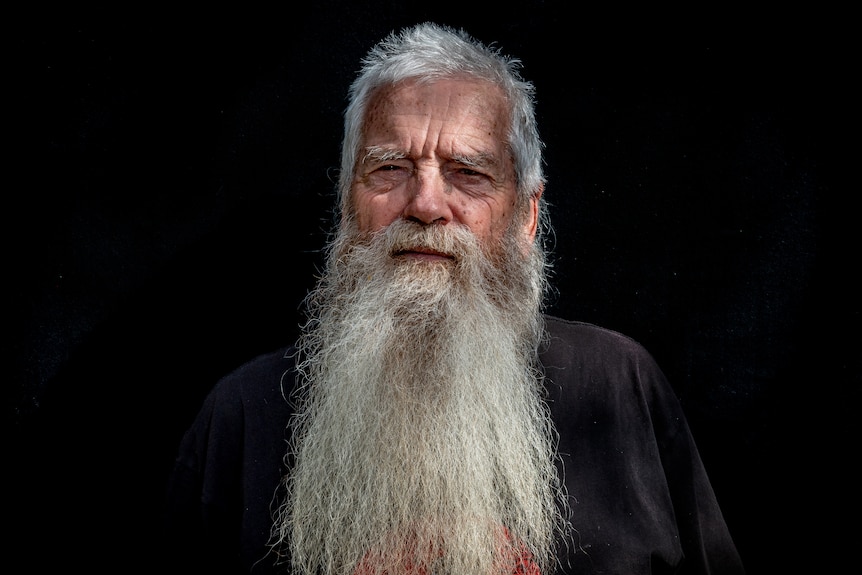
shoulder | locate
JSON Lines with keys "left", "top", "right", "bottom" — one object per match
{"left": 541, "top": 315, "right": 657, "bottom": 370}
{"left": 174, "top": 347, "right": 297, "bottom": 467}
{"left": 193, "top": 347, "right": 298, "bottom": 435}
{"left": 540, "top": 315, "right": 686, "bottom": 442}
{"left": 539, "top": 315, "right": 673, "bottom": 408}
{"left": 211, "top": 347, "right": 297, "bottom": 402}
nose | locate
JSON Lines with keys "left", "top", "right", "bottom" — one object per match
{"left": 402, "top": 170, "right": 453, "bottom": 225}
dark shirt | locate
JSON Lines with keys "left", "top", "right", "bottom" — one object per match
{"left": 164, "top": 316, "right": 744, "bottom": 574}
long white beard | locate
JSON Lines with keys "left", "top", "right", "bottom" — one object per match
{"left": 271, "top": 218, "right": 566, "bottom": 574}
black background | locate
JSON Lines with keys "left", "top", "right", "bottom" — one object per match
{"left": 7, "top": 4, "right": 857, "bottom": 573}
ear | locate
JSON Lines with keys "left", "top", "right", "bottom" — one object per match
{"left": 522, "top": 183, "right": 544, "bottom": 244}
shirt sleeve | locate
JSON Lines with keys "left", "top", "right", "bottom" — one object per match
{"left": 162, "top": 348, "right": 296, "bottom": 573}
{"left": 540, "top": 316, "right": 745, "bottom": 574}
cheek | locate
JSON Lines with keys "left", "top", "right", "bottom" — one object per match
{"left": 493, "top": 201, "right": 518, "bottom": 232}
{"left": 353, "top": 192, "right": 403, "bottom": 233}
{"left": 456, "top": 201, "right": 512, "bottom": 243}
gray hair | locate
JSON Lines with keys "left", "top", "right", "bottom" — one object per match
{"left": 338, "top": 22, "right": 547, "bottom": 234}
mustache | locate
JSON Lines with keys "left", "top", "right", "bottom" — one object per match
{"left": 378, "top": 220, "right": 480, "bottom": 261}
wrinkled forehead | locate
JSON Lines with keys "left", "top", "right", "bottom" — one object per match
{"left": 361, "top": 77, "right": 511, "bottom": 143}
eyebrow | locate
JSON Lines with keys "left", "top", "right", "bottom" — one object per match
{"left": 360, "top": 146, "right": 406, "bottom": 164}
{"left": 362, "top": 145, "right": 500, "bottom": 167}
{"left": 451, "top": 151, "right": 499, "bottom": 170}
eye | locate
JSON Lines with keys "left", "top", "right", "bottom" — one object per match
{"left": 446, "top": 162, "right": 498, "bottom": 196}
{"left": 446, "top": 157, "right": 494, "bottom": 184}
{"left": 450, "top": 166, "right": 490, "bottom": 183}
{"left": 371, "top": 164, "right": 409, "bottom": 179}
{"left": 364, "top": 162, "right": 411, "bottom": 186}
{"left": 458, "top": 167, "right": 482, "bottom": 176}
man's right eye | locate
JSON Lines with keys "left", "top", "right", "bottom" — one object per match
{"left": 364, "top": 164, "right": 410, "bottom": 186}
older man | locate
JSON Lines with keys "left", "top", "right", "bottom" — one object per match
{"left": 165, "top": 23, "right": 744, "bottom": 574}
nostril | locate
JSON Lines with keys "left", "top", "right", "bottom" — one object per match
{"left": 404, "top": 215, "right": 448, "bottom": 226}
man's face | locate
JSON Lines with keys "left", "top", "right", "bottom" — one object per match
{"left": 349, "top": 78, "right": 540, "bottom": 257}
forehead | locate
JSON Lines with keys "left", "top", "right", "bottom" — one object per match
{"left": 361, "top": 78, "right": 511, "bottom": 153}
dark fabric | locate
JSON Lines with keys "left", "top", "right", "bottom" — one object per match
{"left": 163, "top": 316, "right": 744, "bottom": 574}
